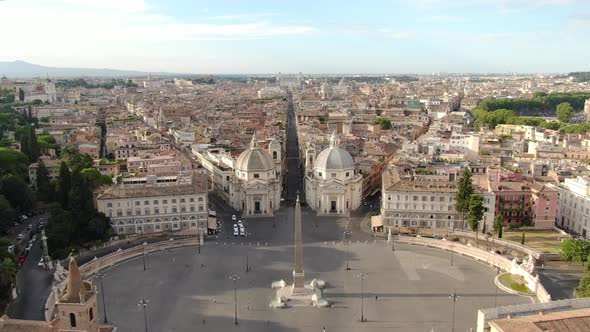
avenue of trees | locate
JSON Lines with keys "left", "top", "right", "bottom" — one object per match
{"left": 474, "top": 91, "right": 590, "bottom": 116}
{"left": 372, "top": 117, "right": 392, "bottom": 130}
{"left": 55, "top": 78, "right": 138, "bottom": 89}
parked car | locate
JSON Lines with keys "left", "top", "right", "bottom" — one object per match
{"left": 17, "top": 233, "right": 23, "bottom": 241}
{"left": 7, "top": 245, "right": 14, "bottom": 254}
{"left": 239, "top": 224, "right": 245, "bottom": 237}
{"left": 27, "top": 224, "right": 33, "bottom": 230}
{"left": 233, "top": 224, "right": 239, "bottom": 236}
{"left": 38, "top": 257, "right": 45, "bottom": 267}
{"left": 232, "top": 215, "right": 237, "bottom": 221}
{"left": 237, "top": 220, "right": 243, "bottom": 226}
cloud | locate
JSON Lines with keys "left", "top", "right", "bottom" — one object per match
{"left": 419, "top": 15, "right": 468, "bottom": 23}
{"left": 412, "top": 0, "right": 583, "bottom": 12}
{"left": 207, "top": 13, "right": 279, "bottom": 21}
{"left": 0, "top": 0, "right": 314, "bottom": 57}
{"left": 389, "top": 32, "right": 413, "bottom": 40}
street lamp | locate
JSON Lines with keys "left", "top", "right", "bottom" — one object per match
{"left": 449, "top": 292, "right": 460, "bottom": 331}
{"left": 357, "top": 272, "right": 367, "bottom": 322}
{"left": 138, "top": 298, "right": 149, "bottom": 332}
{"left": 142, "top": 242, "right": 148, "bottom": 271}
{"left": 246, "top": 251, "right": 249, "bottom": 273}
{"left": 343, "top": 230, "right": 352, "bottom": 270}
{"left": 95, "top": 271, "right": 108, "bottom": 324}
{"left": 229, "top": 274, "right": 240, "bottom": 325}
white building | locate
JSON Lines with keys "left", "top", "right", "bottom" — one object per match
{"left": 194, "top": 134, "right": 283, "bottom": 217}
{"left": 381, "top": 163, "right": 461, "bottom": 229}
{"left": 230, "top": 135, "right": 282, "bottom": 216}
{"left": 95, "top": 173, "right": 209, "bottom": 235}
{"left": 557, "top": 176, "right": 590, "bottom": 238}
{"left": 257, "top": 87, "right": 285, "bottom": 99}
{"left": 304, "top": 134, "right": 363, "bottom": 215}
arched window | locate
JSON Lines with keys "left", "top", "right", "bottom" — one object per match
{"left": 273, "top": 151, "right": 277, "bottom": 160}
{"left": 89, "top": 308, "right": 94, "bottom": 321}
{"left": 70, "top": 313, "right": 77, "bottom": 327}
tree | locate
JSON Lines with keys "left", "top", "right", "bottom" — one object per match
{"left": 0, "top": 195, "right": 16, "bottom": 234}
{"left": 494, "top": 214, "right": 504, "bottom": 239}
{"left": 35, "top": 160, "right": 52, "bottom": 202}
{"left": 19, "top": 125, "right": 39, "bottom": 163}
{"left": 455, "top": 168, "right": 474, "bottom": 229}
{"left": 521, "top": 232, "right": 526, "bottom": 245}
{"left": 56, "top": 161, "right": 71, "bottom": 208}
{"left": 372, "top": 117, "right": 392, "bottom": 130}
{"left": 557, "top": 102, "right": 575, "bottom": 123}
{"left": 576, "top": 273, "right": 590, "bottom": 297}
{"left": 467, "top": 194, "right": 484, "bottom": 239}
{"left": 482, "top": 222, "right": 487, "bottom": 235}
{"left": 0, "top": 257, "right": 16, "bottom": 287}
{"left": 0, "top": 174, "right": 34, "bottom": 212}
{"left": 559, "top": 238, "right": 590, "bottom": 264}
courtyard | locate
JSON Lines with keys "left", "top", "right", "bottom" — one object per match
{"left": 95, "top": 237, "right": 530, "bottom": 332}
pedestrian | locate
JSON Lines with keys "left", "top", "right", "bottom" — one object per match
{"left": 213, "top": 298, "right": 216, "bottom": 304}
{"left": 323, "top": 327, "right": 326, "bottom": 332}
{"left": 375, "top": 295, "right": 378, "bottom": 301}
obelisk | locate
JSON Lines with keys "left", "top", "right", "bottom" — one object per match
{"left": 293, "top": 193, "right": 305, "bottom": 289}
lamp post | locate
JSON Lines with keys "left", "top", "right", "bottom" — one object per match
{"left": 95, "top": 271, "right": 108, "bottom": 324}
{"left": 229, "top": 274, "right": 239, "bottom": 325}
{"left": 142, "top": 242, "right": 147, "bottom": 271}
{"left": 246, "top": 252, "right": 249, "bottom": 273}
{"left": 344, "top": 230, "right": 352, "bottom": 270}
{"left": 138, "top": 298, "right": 149, "bottom": 332}
{"left": 449, "top": 292, "right": 460, "bottom": 331}
{"left": 357, "top": 272, "right": 367, "bottom": 322}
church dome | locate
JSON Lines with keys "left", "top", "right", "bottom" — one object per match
{"left": 314, "top": 134, "right": 354, "bottom": 170}
{"left": 236, "top": 134, "right": 274, "bottom": 172}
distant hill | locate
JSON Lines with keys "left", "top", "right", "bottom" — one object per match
{"left": 0, "top": 60, "right": 184, "bottom": 78}
{"left": 568, "top": 72, "right": 590, "bottom": 82}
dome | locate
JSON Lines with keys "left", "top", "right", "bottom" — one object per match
{"left": 236, "top": 134, "right": 274, "bottom": 172}
{"left": 314, "top": 133, "right": 354, "bottom": 170}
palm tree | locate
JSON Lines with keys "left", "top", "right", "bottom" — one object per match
{"left": 0, "top": 257, "right": 17, "bottom": 287}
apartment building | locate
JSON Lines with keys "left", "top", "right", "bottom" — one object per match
{"left": 95, "top": 173, "right": 208, "bottom": 236}
{"left": 557, "top": 176, "right": 590, "bottom": 238}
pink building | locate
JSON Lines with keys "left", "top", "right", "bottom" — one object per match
{"left": 489, "top": 171, "right": 533, "bottom": 227}
{"left": 530, "top": 182, "right": 559, "bottom": 229}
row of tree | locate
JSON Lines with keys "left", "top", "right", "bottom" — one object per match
{"left": 35, "top": 148, "right": 112, "bottom": 259}
{"left": 471, "top": 102, "right": 590, "bottom": 133}
{"left": 474, "top": 91, "right": 590, "bottom": 116}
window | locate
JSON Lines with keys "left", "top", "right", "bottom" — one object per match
{"left": 273, "top": 151, "right": 278, "bottom": 160}
{"left": 172, "top": 207, "right": 177, "bottom": 213}
{"left": 422, "top": 196, "right": 427, "bottom": 201}
{"left": 172, "top": 199, "right": 177, "bottom": 204}
{"left": 163, "top": 199, "right": 168, "bottom": 204}
{"left": 126, "top": 210, "right": 132, "bottom": 216}
{"left": 430, "top": 196, "right": 435, "bottom": 202}
{"left": 135, "top": 201, "right": 140, "bottom": 206}
{"left": 254, "top": 173, "right": 259, "bottom": 179}
{"left": 198, "top": 197, "right": 204, "bottom": 202}
{"left": 346, "top": 172, "right": 350, "bottom": 177}
{"left": 154, "top": 208, "right": 159, "bottom": 214}
{"left": 331, "top": 173, "right": 336, "bottom": 178}
{"left": 190, "top": 197, "right": 195, "bottom": 203}
{"left": 145, "top": 209, "right": 150, "bottom": 215}
{"left": 153, "top": 200, "right": 159, "bottom": 205}
{"left": 89, "top": 308, "right": 94, "bottom": 321}
{"left": 181, "top": 198, "right": 185, "bottom": 203}
{"left": 190, "top": 206, "right": 195, "bottom": 212}
{"left": 181, "top": 207, "right": 186, "bottom": 212}
{"left": 413, "top": 196, "right": 418, "bottom": 201}
{"left": 107, "top": 203, "right": 113, "bottom": 208}
{"left": 318, "top": 172, "right": 323, "bottom": 177}
{"left": 70, "top": 313, "right": 77, "bottom": 327}
{"left": 198, "top": 205, "right": 204, "bottom": 211}
{"left": 439, "top": 197, "right": 445, "bottom": 202}
{"left": 117, "top": 210, "right": 123, "bottom": 217}
{"left": 144, "top": 200, "right": 149, "bottom": 205}
{"left": 135, "top": 209, "right": 141, "bottom": 215}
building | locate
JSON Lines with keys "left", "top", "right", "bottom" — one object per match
{"left": 381, "top": 161, "right": 461, "bottom": 229}
{"left": 14, "top": 81, "right": 57, "bottom": 103}
{"left": 28, "top": 158, "right": 61, "bottom": 187}
{"left": 304, "top": 134, "right": 363, "bottom": 215}
{"left": 95, "top": 173, "right": 209, "bottom": 235}
{"left": 257, "top": 87, "right": 285, "bottom": 99}
{"left": 477, "top": 298, "right": 590, "bottom": 332}
{"left": 557, "top": 176, "right": 590, "bottom": 238}
{"left": 0, "top": 257, "right": 113, "bottom": 331}
{"left": 229, "top": 134, "right": 282, "bottom": 216}
{"left": 584, "top": 99, "right": 590, "bottom": 122}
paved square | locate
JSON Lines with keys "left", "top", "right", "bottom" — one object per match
{"left": 97, "top": 240, "right": 530, "bottom": 332}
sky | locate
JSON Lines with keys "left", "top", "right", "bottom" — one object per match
{"left": 0, "top": 0, "right": 589, "bottom": 74}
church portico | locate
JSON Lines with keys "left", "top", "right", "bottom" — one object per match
{"left": 304, "top": 133, "right": 363, "bottom": 216}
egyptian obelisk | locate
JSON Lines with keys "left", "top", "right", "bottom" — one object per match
{"left": 293, "top": 193, "right": 305, "bottom": 289}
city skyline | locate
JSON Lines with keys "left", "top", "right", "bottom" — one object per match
{"left": 1, "top": 0, "right": 589, "bottom": 74}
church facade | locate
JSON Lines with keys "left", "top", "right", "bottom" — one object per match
{"left": 304, "top": 134, "right": 363, "bottom": 215}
